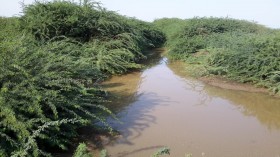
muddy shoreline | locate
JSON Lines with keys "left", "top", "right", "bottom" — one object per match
{"left": 199, "top": 75, "right": 268, "bottom": 93}
{"left": 168, "top": 59, "right": 276, "bottom": 96}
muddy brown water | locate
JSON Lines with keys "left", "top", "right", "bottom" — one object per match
{"left": 101, "top": 50, "right": 280, "bottom": 157}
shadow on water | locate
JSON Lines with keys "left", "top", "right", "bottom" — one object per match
{"left": 107, "top": 92, "right": 172, "bottom": 143}
{"left": 95, "top": 48, "right": 173, "bottom": 155}
{"left": 139, "top": 48, "right": 166, "bottom": 68}
{"left": 101, "top": 48, "right": 165, "bottom": 113}
{"left": 95, "top": 90, "right": 174, "bottom": 156}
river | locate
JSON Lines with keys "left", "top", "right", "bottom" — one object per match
{"left": 101, "top": 49, "right": 280, "bottom": 157}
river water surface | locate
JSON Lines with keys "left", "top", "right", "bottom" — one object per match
{"left": 102, "top": 49, "right": 280, "bottom": 157}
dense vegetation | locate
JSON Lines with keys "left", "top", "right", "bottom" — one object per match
{"left": 154, "top": 17, "right": 280, "bottom": 95}
{"left": 0, "top": 1, "right": 165, "bottom": 156}
{"left": 1, "top": 1, "right": 279, "bottom": 156}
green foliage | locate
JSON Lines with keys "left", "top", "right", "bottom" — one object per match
{"left": 99, "top": 149, "right": 108, "bottom": 157}
{"left": 73, "top": 143, "right": 92, "bottom": 157}
{"left": 207, "top": 32, "right": 280, "bottom": 93}
{"left": 72, "top": 144, "right": 108, "bottom": 157}
{"left": 165, "top": 17, "right": 267, "bottom": 56}
{"left": 0, "top": 35, "right": 112, "bottom": 156}
{"left": 153, "top": 18, "right": 186, "bottom": 44}
{"left": 21, "top": 0, "right": 165, "bottom": 47}
{"left": 156, "top": 17, "right": 280, "bottom": 95}
{"left": 0, "top": 0, "right": 166, "bottom": 156}
{"left": 20, "top": 0, "right": 165, "bottom": 72}
{"left": 151, "top": 147, "right": 170, "bottom": 157}
{"left": 0, "top": 17, "right": 21, "bottom": 40}
{"left": 21, "top": 0, "right": 100, "bottom": 41}
{"left": 11, "top": 119, "right": 82, "bottom": 157}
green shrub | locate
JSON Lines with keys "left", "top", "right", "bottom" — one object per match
{"left": 207, "top": 33, "right": 280, "bottom": 92}
{"left": 21, "top": 0, "right": 100, "bottom": 41}
{"left": 156, "top": 17, "right": 280, "bottom": 95}
{"left": 73, "top": 143, "right": 92, "bottom": 157}
{"left": 0, "top": 0, "right": 166, "bottom": 156}
{"left": 0, "top": 36, "right": 113, "bottom": 156}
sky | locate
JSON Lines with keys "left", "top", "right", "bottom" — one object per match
{"left": 0, "top": 0, "right": 279, "bottom": 28}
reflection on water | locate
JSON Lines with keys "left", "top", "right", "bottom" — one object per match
{"left": 100, "top": 49, "right": 280, "bottom": 157}
{"left": 204, "top": 86, "right": 280, "bottom": 130}
{"left": 169, "top": 60, "right": 280, "bottom": 131}
{"left": 102, "top": 71, "right": 142, "bottom": 113}
{"left": 101, "top": 49, "right": 164, "bottom": 113}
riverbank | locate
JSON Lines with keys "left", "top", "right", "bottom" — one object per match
{"left": 154, "top": 18, "right": 280, "bottom": 96}
{"left": 167, "top": 56, "right": 271, "bottom": 95}
{"left": 199, "top": 75, "right": 268, "bottom": 93}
